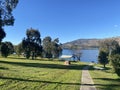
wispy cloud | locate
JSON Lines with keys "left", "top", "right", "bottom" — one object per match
{"left": 114, "top": 24, "right": 119, "bottom": 28}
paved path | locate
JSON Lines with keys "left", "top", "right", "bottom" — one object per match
{"left": 80, "top": 64, "right": 97, "bottom": 90}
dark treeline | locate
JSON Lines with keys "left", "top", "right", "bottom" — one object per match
{"left": 14, "top": 28, "right": 62, "bottom": 60}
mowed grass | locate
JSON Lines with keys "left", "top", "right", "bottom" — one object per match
{"left": 0, "top": 56, "right": 86, "bottom": 90}
{"left": 89, "top": 64, "right": 120, "bottom": 90}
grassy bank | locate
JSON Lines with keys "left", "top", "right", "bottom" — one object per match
{"left": 0, "top": 56, "right": 86, "bottom": 90}
{"left": 89, "top": 64, "right": 120, "bottom": 90}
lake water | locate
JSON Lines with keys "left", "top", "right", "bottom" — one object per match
{"left": 62, "top": 49, "right": 99, "bottom": 63}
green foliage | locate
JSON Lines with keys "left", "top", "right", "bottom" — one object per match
{"left": 98, "top": 50, "right": 108, "bottom": 68}
{"left": 0, "top": 28, "right": 6, "bottom": 42}
{"left": 43, "top": 36, "right": 62, "bottom": 59}
{"left": 90, "top": 64, "right": 120, "bottom": 90}
{"left": 0, "top": 41, "right": 14, "bottom": 57}
{"left": 22, "top": 28, "right": 42, "bottom": 59}
{"left": 99, "top": 39, "right": 120, "bottom": 76}
{"left": 110, "top": 54, "right": 120, "bottom": 77}
{"left": 43, "top": 36, "right": 52, "bottom": 58}
{"left": 0, "top": 0, "right": 18, "bottom": 42}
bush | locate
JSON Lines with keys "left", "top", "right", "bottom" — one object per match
{"left": 110, "top": 54, "right": 120, "bottom": 77}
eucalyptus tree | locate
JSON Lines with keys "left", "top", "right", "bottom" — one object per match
{"left": 108, "top": 40, "right": 120, "bottom": 77}
{"left": 0, "top": 0, "right": 18, "bottom": 42}
{"left": 98, "top": 39, "right": 112, "bottom": 67}
{"left": 43, "top": 37, "right": 62, "bottom": 59}
{"left": 51, "top": 38, "right": 62, "bottom": 58}
{"left": 43, "top": 36, "right": 52, "bottom": 58}
{"left": 98, "top": 39, "right": 120, "bottom": 68}
{"left": 22, "top": 28, "right": 42, "bottom": 59}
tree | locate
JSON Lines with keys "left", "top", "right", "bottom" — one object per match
{"left": 43, "top": 36, "right": 52, "bottom": 58}
{"left": 51, "top": 38, "right": 62, "bottom": 58}
{"left": 110, "top": 54, "right": 120, "bottom": 77}
{"left": 98, "top": 39, "right": 117, "bottom": 67}
{"left": 98, "top": 39, "right": 111, "bottom": 67}
{"left": 43, "top": 37, "right": 62, "bottom": 59}
{"left": 22, "top": 28, "right": 42, "bottom": 59}
{"left": 107, "top": 40, "right": 120, "bottom": 77}
{"left": 98, "top": 50, "right": 108, "bottom": 68}
{"left": 0, "top": 0, "right": 18, "bottom": 42}
{"left": 0, "top": 41, "right": 14, "bottom": 57}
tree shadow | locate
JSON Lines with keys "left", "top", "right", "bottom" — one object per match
{"left": 7, "top": 57, "right": 27, "bottom": 60}
{"left": 93, "top": 78, "right": 120, "bottom": 82}
{"left": 0, "top": 76, "right": 81, "bottom": 86}
{"left": 0, "top": 60, "right": 88, "bottom": 70}
{"left": 7, "top": 56, "right": 59, "bottom": 61}
{"left": 93, "top": 78, "right": 120, "bottom": 90}
{"left": 0, "top": 67, "right": 9, "bottom": 70}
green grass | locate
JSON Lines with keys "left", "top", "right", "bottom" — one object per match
{"left": 89, "top": 64, "right": 120, "bottom": 90}
{"left": 0, "top": 56, "right": 86, "bottom": 90}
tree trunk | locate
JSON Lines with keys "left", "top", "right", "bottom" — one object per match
{"left": 104, "top": 64, "right": 106, "bottom": 68}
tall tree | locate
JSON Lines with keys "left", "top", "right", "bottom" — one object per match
{"left": 22, "top": 28, "right": 42, "bottom": 59}
{"left": 98, "top": 39, "right": 111, "bottom": 67}
{"left": 108, "top": 40, "right": 120, "bottom": 77}
{"left": 98, "top": 39, "right": 120, "bottom": 68}
{"left": 0, "top": 41, "right": 14, "bottom": 57}
{"left": 0, "top": 0, "right": 18, "bottom": 42}
{"left": 43, "top": 37, "right": 62, "bottom": 59}
{"left": 51, "top": 38, "right": 62, "bottom": 58}
{"left": 43, "top": 36, "right": 52, "bottom": 58}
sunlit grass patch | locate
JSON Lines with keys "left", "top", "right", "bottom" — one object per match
{"left": 89, "top": 64, "right": 120, "bottom": 90}
{"left": 0, "top": 57, "right": 86, "bottom": 90}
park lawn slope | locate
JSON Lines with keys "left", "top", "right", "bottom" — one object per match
{"left": 0, "top": 57, "right": 86, "bottom": 90}
{"left": 89, "top": 64, "right": 120, "bottom": 90}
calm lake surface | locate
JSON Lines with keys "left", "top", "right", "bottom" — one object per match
{"left": 62, "top": 49, "right": 99, "bottom": 63}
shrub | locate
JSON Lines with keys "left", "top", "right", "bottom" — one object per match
{"left": 110, "top": 54, "right": 120, "bottom": 77}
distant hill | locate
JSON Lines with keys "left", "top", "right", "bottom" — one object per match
{"left": 62, "top": 37, "right": 120, "bottom": 49}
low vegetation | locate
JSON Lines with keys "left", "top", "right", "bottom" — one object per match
{"left": 89, "top": 64, "right": 120, "bottom": 90}
{"left": 0, "top": 56, "right": 86, "bottom": 90}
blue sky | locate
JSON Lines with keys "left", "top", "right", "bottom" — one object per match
{"left": 3, "top": 0, "right": 120, "bottom": 45}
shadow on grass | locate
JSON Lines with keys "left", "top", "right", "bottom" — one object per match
{"left": 93, "top": 78, "right": 120, "bottom": 82}
{"left": 0, "top": 67, "right": 9, "bottom": 70}
{"left": 0, "top": 60, "right": 88, "bottom": 70}
{"left": 0, "top": 76, "right": 81, "bottom": 86}
{"left": 7, "top": 57, "right": 27, "bottom": 60}
{"left": 93, "top": 78, "right": 120, "bottom": 90}
{"left": 7, "top": 56, "right": 54, "bottom": 61}
{"left": 0, "top": 76, "right": 119, "bottom": 89}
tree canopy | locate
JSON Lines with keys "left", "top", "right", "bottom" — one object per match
{"left": 0, "top": 41, "right": 14, "bottom": 57}
{"left": 22, "top": 28, "right": 42, "bottom": 59}
{"left": 0, "top": 0, "right": 18, "bottom": 42}
{"left": 43, "top": 36, "right": 62, "bottom": 59}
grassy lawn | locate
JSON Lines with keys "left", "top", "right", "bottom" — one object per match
{"left": 89, "top": 64, "right": 120, "bottom": 90}
{"left": 0, "top": 56, "right": 86, "bottom": 90}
